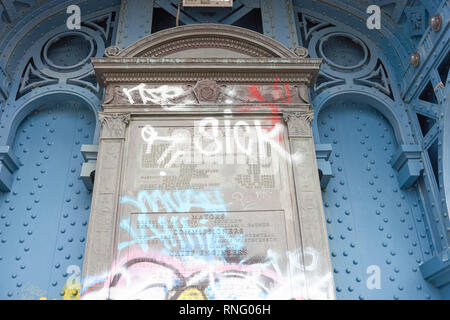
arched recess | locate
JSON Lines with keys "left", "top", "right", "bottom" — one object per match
{"left": 317, "top": 95, "right": 441, "bottom": 299}
{"left": 0, "top": 96, "right": 96, "bottom": 300}
{"left": 312, "top": 89, "right": 414, "bottom": 146}
{"left": 1, "top": 87, "right": 101, "bottom": 147}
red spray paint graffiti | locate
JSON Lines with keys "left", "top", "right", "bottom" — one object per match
{"left": 239, "top": 77, "right": 291, "bottom": 141}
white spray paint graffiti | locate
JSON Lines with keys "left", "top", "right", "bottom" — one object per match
{"left": 123, "top": 84, "right": 188, "bottom": 106}
{"left": 80, "top": 247, "right": 332, "bottom": 300}
{"left": 140, "top": 118, "right": 302, "bottom": 170}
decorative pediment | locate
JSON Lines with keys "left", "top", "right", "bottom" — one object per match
{"left": 115, "top": 24, "right": 297, "bottom": 59}
{"left": 92, "top": 24, "right": 322, "bottom": 107}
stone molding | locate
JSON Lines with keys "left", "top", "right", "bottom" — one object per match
{"left": 92, "top": 59, "right": 321, "bottom": 87}
{"left": 102, "top": 82, "right": 312, "bottom": 107}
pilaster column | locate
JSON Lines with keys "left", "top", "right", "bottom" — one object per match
{"left": 283, "top": 110, "right": 336, "bottom": 299}
{"left": 82, "top": 113, "right": 130, "bottom": 297}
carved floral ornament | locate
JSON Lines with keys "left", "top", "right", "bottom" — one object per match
{"left": 282, "top": 111, "right": 315, "bottom": 137}
{"left": 98, "top": 113, "right": 131, "bottom": 138}
{"left": 193, "top": 80, "right": 220, "bottom": 103}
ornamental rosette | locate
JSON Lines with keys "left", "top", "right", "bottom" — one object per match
{"left": 194, "top": 80, "right": 220, "bottom": 103}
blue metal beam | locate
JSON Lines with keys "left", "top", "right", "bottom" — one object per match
{"left": 413, "top": 100, "right": 442, "bottom": 119}
{"left": 261, "top": 0, "right": 298, "bottom": 50}
{"left": 155, "top": 0, "right": 197, "bottom": 26}
{"left": 0, "top": 65, "right": 10, "bottom": 100}
{"left": 403, "top": 1, "right": 450, "bottom": 102}
{"left": 116, "top": 0, "right": 154, "bottom": 49}
{"left": 220, "top": 5, "right": 252, "bottom": 25}
{"left": 376, "top": 0, "right": 408, "bottom": 23}
{"left": 0, "top": 0, "right": 18, "bottom": 22}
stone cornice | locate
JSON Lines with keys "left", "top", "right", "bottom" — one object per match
{"left": 92, "top": 57, "right": 322, "bottom": 87}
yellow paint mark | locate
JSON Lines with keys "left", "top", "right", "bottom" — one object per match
{"left": 62, "top": 282, "right": 81, "bottom": 300}
{"left": 177, "top": 288, "right": 206, "bottom": 300}
{"left": 40, "top": 282, "right": 81, "bottom": 300}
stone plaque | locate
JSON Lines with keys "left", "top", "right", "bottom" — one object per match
{"left": 107, "top": 118, "right": 305, "bottom": 300}
{"left": 125, "top": 210, "right": 287, "bottom": 259}
{"left": 83, "top": 24, "right": 334, "bottom": 300}
{"left": 122, "top": 120, "right": 290, "bottom": 210}
{"left": 109, "top": 210, "right": 288, "bottom": 300}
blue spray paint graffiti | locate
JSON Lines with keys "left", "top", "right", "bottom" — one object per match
{"left": 120, "top": 189, "right": 227, "bottom": 213}
{"left": 119, "top": 190, "right": 245, "bottom": 255}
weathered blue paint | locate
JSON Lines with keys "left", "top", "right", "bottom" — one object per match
{"left": 420, "top": 248, "right": 450, "bottom": 299}
{"left": 318, "top": 100, "right": 441, "bottom": 299}
{"left": 0, "top": 102, "right": 95, "bottom": 299}
{"left": 0, "top": 0, "right": 448, "bottom": 299}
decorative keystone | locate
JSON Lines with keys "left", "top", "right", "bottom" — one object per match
{"left": 392, "top": 145, "right": 423, "bottom": 189}
{"left": 315, "top": 144, "right": 333, "bottom": 189}
{"left": 80, "top": 145, "right": 98, "bottom": 191}
{"left": 0, "top": 146, "right": 19, "bottom": 192}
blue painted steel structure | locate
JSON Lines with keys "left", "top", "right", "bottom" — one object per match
{"left": 0, "top": 0, "right": 448, "bottom": 299}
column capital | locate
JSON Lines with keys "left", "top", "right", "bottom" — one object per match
{"left": 98, "top": 112, "right": 130, "bottom": 139}
{"left": 282, "top": 110, "right": 314, "bottom": 137}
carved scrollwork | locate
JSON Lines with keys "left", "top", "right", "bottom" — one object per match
{"left": 98, "top": 113, "right": 130, "bottom": 139}
{"left": 282, "top": 111, "right": 314, "bottom": 137}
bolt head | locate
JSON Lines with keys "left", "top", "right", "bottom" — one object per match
{"left": 430, "top": 14, "right": 442, "bottom": 32}
{"left": 410, "top": 52, "right": 420, "bottom": 67}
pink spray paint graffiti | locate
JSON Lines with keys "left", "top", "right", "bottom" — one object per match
{"left": 81, "top": 247, "right": 329, "bottom": 300}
